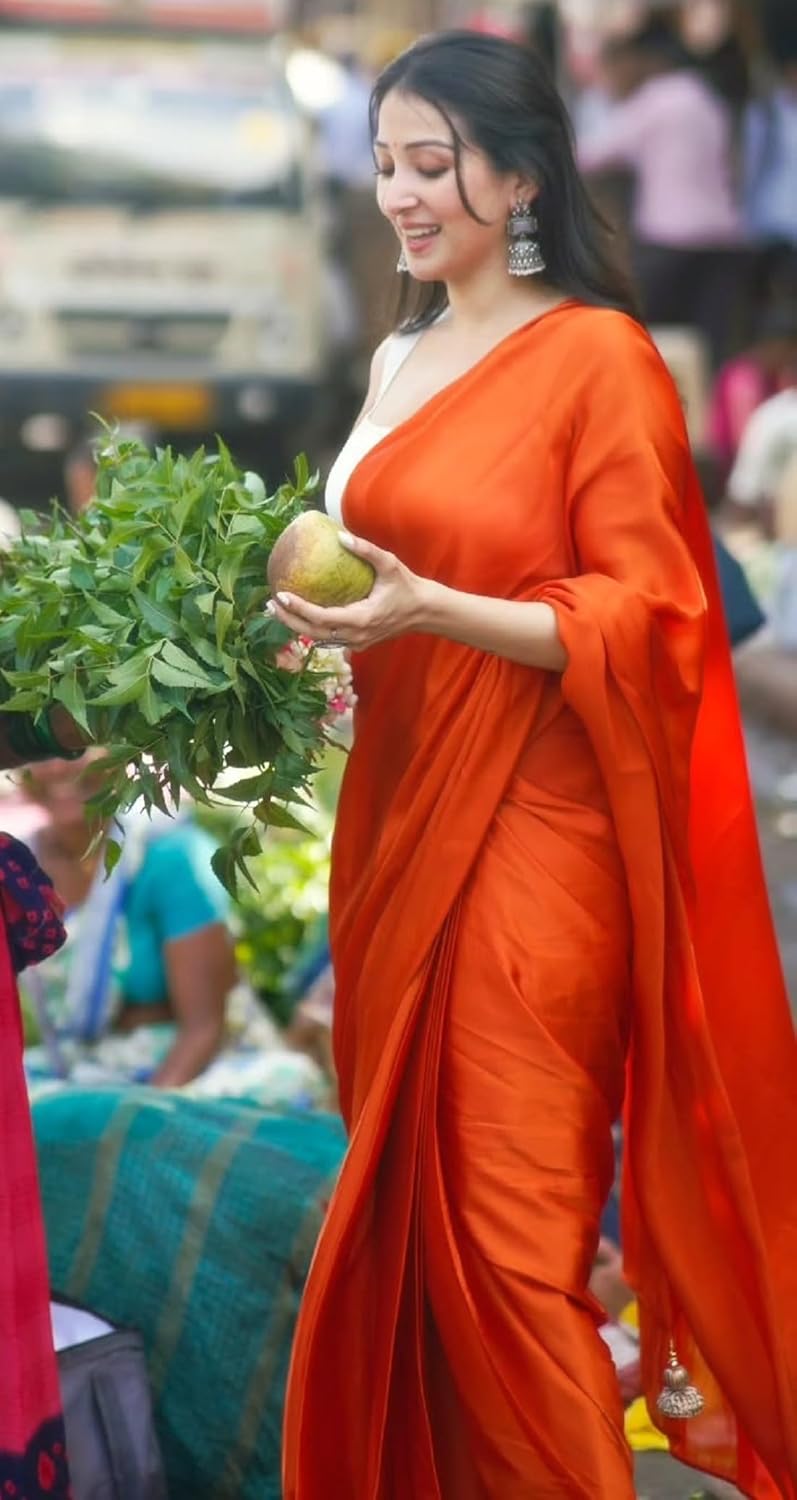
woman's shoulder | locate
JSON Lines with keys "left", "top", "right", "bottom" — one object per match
{"left": 558, "top": 301, "right": 647, "bottom": 346}
{"left": 135, "top": 820, "right": 221, "bottom": 889}
{"left": 552, "top": 305, "right": 686, "bottom": 438}
{"left": 131, "top": 820, "right": 228, "bottom": 927}
{"left": 548, "top": 303, "right": 667, "bottom": 382}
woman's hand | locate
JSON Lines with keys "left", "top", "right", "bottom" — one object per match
{"left": 48, "top": 704, "right": 91, "bottom": 755}
{"left": 268, "top": 532, "right": 428, "bottom": 651}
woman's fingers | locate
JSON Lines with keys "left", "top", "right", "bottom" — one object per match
{"left": 267, "top": 594, "right": 363, "bottom": 642}
{"left": 339, "top": 531, "right": 395, "bottom": 574}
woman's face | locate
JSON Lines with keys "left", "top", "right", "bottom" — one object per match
{"left": 373, "top": 89, "right": 526, "bottom": 285}
{"left": 23, "top": 753, "right": 106, "bottom": 831}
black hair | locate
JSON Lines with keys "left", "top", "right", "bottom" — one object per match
{"left": 602, "top": 17, "right": 689, "bottom": 72}
{"left": 369, "top": 29, "right": 640, "bottom": 332}
{"left": 761, "top": 0, "right": 797, "bottom": 66}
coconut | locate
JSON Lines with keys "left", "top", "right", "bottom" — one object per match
{"left": 267, "top": 511, "right": 375, "bottom": 607}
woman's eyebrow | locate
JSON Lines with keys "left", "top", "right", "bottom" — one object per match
{"left": 373, "top": 138, "right": 456, "bottom": 151}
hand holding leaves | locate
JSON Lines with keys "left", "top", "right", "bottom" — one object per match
{"left": 0, "top": 436, "right": 334, "bottom": 892}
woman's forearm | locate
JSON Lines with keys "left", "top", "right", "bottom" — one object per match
{"left": 151, "top": 1020, "right": 223, "bottom": 1088}
{"left": 416, "top": 578, "right": 568, "bottom": 672}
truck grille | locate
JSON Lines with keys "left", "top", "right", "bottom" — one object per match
{"left": 57, "top": 311, "right": 230, "bottom": 360}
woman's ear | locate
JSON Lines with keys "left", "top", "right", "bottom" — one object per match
{"left": 511, "top": 177, "right": 539, "bottom": 208}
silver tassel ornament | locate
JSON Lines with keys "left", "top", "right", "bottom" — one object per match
{"left": 656, "top": 1343, "right": 705, "bottom": 1420}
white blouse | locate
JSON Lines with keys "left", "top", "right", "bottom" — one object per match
{"left": 325, "top": 329, "right": 423, "bottom": 524}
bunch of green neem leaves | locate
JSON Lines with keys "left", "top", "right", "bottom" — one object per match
{"left": 0, "top": 432, "right": 333, "bottom": 893}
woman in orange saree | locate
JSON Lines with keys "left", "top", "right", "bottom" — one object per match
{"left": 277, "top": 32, "right": 797, "bottom": 1500}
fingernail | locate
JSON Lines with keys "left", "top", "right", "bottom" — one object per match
{"left": 276, "top": 592, "right": 291, "bottom": 606}
{"left": 340, "top": 532, "right": 355, "bottom": 546}
{"left": 265, "top": 600, "right": 275, "bottom": 614}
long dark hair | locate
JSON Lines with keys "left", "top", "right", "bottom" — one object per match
{"left": 369, "top": 30, "right": 639, "bottom": 331}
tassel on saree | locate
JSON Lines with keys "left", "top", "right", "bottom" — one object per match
{"left": 657, "top": 1341, "right": 705, "bottom": 1420}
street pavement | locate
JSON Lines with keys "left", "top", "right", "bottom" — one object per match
{"left": 635, "top": 1452, "right": 742, "bottom": 1499}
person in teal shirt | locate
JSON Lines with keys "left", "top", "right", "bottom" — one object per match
{"left": 20, "top": 754, "right": 325, "bottom": 1107}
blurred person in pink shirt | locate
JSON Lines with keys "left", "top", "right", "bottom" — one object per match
{"left": 707, "top": 303, "right": 797, "bottom": 479}
{"left": 578, "top": 16, "right": 746, "bottom": 364}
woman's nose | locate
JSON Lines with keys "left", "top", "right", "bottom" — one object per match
{"left": 380, "top": 173, "right": 420, "bottom": 219}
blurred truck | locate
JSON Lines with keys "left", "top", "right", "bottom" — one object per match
{"left": 0, "top": 0, "right": 344, "bottom": 468}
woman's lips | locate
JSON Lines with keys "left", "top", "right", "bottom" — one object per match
{"left": 402, "top": 227, "right": 441, "bottom": 256}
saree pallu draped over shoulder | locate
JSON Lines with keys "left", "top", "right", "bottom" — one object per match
{"left": 283, "top": 305, "right": 797, "bottom": 1499}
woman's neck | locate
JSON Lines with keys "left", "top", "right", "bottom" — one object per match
{"left": 444, "top": 264, "right": 564, "bottom": 337}
{"left": 37, "top": 821, "right": 104, "bottom": 863}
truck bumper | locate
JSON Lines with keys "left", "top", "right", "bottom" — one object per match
{"left": 0, "top": 370, "right": 332, "bottom": 448}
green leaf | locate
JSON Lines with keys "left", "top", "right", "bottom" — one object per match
{"left": 2, "top": 689, "right": 47, "bottom": 712}
{"left": 52, "top": 667, "right": 90, "bottom": 734}
{"left": 69, "top": 560, "right": 96, "bottom": 591}
{"left": 89, "top": 672, "right": 150, "bottom": 707}
{"left": 244, "top": 471, "right": 266, "bottom": 504}
{"left": 218, "top": 552, "right": 243, "bottom": 600}
{"left": 256, "top": 800, "right": 312, "bottom": 834}
{"left": 215, "top": 600, "right": 234, "bottom": 652}
{"left": 139, "top": 677, "right": 168, "bottom": 726}
{"left": 280, "top": 724, "right": 308, "bottom": 757}
{"left": 294, "top": 453, "right": 310, "bottom": 490}
{"left": 103, "top": 646, "right": 161, "bottom": 687}
{"left": 214, "top": 769, "right": 275, "bottom": 803}
{"left": 131, "top": 587, "right": 178, "bottom": 635}
{"left": 210, "top": 844, "right": 240, "bottom": 897}
{"left": 151, "top": 656, "right": 209, "bottom": 691}
{"left": 227, "top": 513, "right": 263, "bottom": 539}
{"left": 104, "top": 838, "right": 123, "bottom": 876}
{"left": 173, "top": 547, "right": 198, "bottom": 586}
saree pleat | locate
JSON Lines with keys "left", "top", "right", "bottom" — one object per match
{"left": 283, "top": 304, "right": 797, "bottom": 1499}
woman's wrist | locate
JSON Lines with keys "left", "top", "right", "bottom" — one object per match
{"left": 412, "top": 575, "right": 452, "bottom": 635}
{"left": 47, "top": 704, "right": 89, "bottom": 755}
{"left": 2, "top": 707, "right": 86, "bottom": 762}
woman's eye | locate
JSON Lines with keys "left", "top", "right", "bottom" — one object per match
{"left": 419, "top": 166, "right": 448, "bottom": 179}
{"left": 374, "top": 165, "right": 394, "bottom": 178}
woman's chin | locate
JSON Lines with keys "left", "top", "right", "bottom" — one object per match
{"left": 406, "top": 257, "right": 445, "bottom": 283}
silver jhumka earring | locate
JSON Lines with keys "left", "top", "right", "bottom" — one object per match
{"left": 396, "top": 247, "right": 409, "bottom": 274}
{"left": 506, "top": 202, "right": 545, "bottom": 276}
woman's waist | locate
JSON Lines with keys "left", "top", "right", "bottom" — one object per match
{"left": 509, "top": 693, "right": 615, "bottom": 820}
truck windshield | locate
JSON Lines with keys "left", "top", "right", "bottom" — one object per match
{"left": 0, "top": 38, "right": 304, "bottom": 209}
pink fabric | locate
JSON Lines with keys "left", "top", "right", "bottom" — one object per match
{"left": 0, "top": 917, "right": 71, "bottom": 1494}
{"left": 707, "top": 357, "right": 791, "bottom": 471}
{"left": 578, "top": 72, "right": 743, "bottom": 247}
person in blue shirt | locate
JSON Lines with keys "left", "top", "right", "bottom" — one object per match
{"left": 743, "top": 9, "right": 797, "bottom": 304}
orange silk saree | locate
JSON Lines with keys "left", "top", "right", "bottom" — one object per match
{"left": 283, "top": 304, "right": 797, "bottom": 1499}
